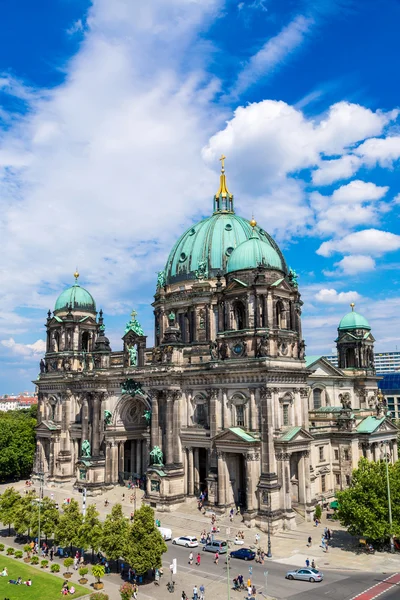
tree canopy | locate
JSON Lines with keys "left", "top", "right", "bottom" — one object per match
{"left": 101, "top": 504, "right": 129, "bottom": 562}
{"left": 337, "top": 457, "right": 400, "bottom": 541}
{"left": 0, "top": 487, "right": 21, "bottom": 534}
{"left": 0, "top": 409, "right": 36, "bottom": 480}
{"left": 55, "top": 499, "right": 83, "bottom": 548}
{"left": 124, "top": 505, "right": 167, "bottom": 574}
{"left": 79, "top": 504, "right": 103, "bottom": 558}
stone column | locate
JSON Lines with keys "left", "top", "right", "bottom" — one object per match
{"left": 61, "top": 392, "right": 71, "bottom": 452}
{"left": 173, "top": 391, "right": 182, "bottom": 464}
{"left": 136, "top": 440, "right": 142, "bottom": 476}
{"left": 392, "top": 441, "right": 397, "bottom": 464}
{"left": 298, "top": 452, "right": 306, "bottom": 504}
{"left": 304, "top": 451, "right": 312, "bottom": 505}
{"left": 105, "top": 442, "right": 112, "bottom": 484}
{"left": 186, "top": 389, "right": 193, "bottom": 427}
{"left": 208, "top": 388, "right": 219, "bottom": 438}
{"left": 165, "top": 391, "right": 175, "bottom": 465}
{"left": 118, "top": 441, "right": 125, "bottom": 478}
{"left": 111, "top": 442, "right": 119, "bottom": 483}
{"left": 222, "top": 389, "right": 229, "bottom": 429}
{"left": 183, "top": 448, "right": 188, "bottom": 495}
{"left": 194, "top": 448, "right": 200, "bottom": 493}
{"left": 150, "top": 390, "right": 159, "bottom": 449}
{"left": 81, "top": 397, "right": 89, "bottom": 448}
{"left": 188, "top": 447, "right": 194, "bottom": 496}
{"left": 142, "top": 437, "right": 150, "bottom": 471}
{"left": 49, "top": 440, "right": 55, "bottom": 477}
{"left": 92, "top": 393, "right": 100, "bottom": 456}
{"left": 217, "top": 452, "right": 226, "bottom": 506}
{"left": 260, "top": 387, "right": 278, "bottom": 476}
{"left": 245, "top": 452, "right": 259, "bottom": 511}
{"left": 250, "top": 389, "right": 257, "bottom": 431}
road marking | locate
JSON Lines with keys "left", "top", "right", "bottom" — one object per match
{"left": 349, "top": 573, "right": 400, "bottom": 600}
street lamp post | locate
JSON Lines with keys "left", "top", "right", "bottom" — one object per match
{"left": 381, "top": 441, "right": 395, "bottom": 553}
{"left": 267, "top": 492, "right": 272, "bottom": 558}
{"left": 226, "top": 539, "right": 233, "bottom": 600}
{"left": 37, "top": 466, "right": 44, "bottom": 552}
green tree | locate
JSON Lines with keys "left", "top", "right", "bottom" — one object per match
{"left": 100, "top": 504, "right": 128, "bottom": 569}
{"left": 124, "top": 505, "right": 167, "bottom": 575}
{"left": 337, "top": 457, "right": 400, "bottom": 541}
{"left": 0, "top": 487, "right": 21, "bottom": 534}
{"left": 29, "top": 496, "right": 59, "bottom": 541}
{"left": 55, "top": 499, "right": 83, "bottom": 552}
{"left": 14, "top": 490, "right": 36, "bottom": 536}
{"left": 78, "top": 503, "right": 103, "bottom": 561}
{"left": 0, "top": 411, "right": 36, "bottom": 480}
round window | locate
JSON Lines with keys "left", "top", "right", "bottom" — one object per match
{"left": 225, "top": 224, "right": 233, "bottom": 231}
{"left": 179, "top": 252, "right": 187, "bottom": 262}
{"left": 189, "top": 228, "right": 196, "bottom": 236}
{"left": 225, "top": 247, "right": 234, "bottom": 256}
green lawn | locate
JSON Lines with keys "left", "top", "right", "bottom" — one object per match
{"left": 0, "top": 554, "right": 88, "bottom": 599}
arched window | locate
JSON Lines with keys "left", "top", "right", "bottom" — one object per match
{"left": 233, "top": 301, "right": 246, "bottom": 331}
{"left": 52, "top": 332, "right": 59, "bottom": 352}
{"left": 313, "top": 388, "right": 322, "bottom": 409}
{"left": 236, "top": 404, "right": 245, "bottom": 427}
{"left": 276, "top": 300, "right": 285, "bottom": 329}
{"left": 82, "top": 331, "right": 91, "bottom": 352}
{"left": 192, "top": 396, "right": 209, "bottom": 429}
{"left": 230, "top": 394, "right": 248, "bottom": 428}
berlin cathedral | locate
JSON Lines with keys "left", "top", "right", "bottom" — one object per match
{"left": 35, "top": 159, "right": 398, "bottom": 532}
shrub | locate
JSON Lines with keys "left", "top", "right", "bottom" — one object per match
{"left": 14, "top": 550, "right": 23, "bottom": 558}
{"left": 120, "top": 582, "right": 135, "bottom": 600}
{"left": 0, "top": 544, "right": 4, "bottom": 551}
{"left": 51, "top": 563, "right": 60, "bottom": 573}
{"left": 6, "top": 547, "right": 14, "bottom": 555}
{"left": 64, "top": 557, "right": 74, "bottom": 572}
{"left": 79, "top": 566, "right": 89, "bottom": 577}
{"left": 31, "top": 555, "right": 39, "bottom": 565}
{"left": 90, "top": 593, "right": 109, "bottom": 600}
{"left": 23, "top": 544, "right": 31, "bottom": 556}
{"left": 314, "top": 504, "right": 322, "bottom": 521}
{"left": 41, "top": 559, "right": 49, "bottom": 568}
{"left": 92, "top": 564, "right": 105, "bottom": 583}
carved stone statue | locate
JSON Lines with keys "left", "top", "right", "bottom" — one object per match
{"left": 219, "top": 340, "right": 229, "bottom": 360}
{"left": 128, "top": 345, "right": 138, "bottom": 366}
{"left": 298, "top": 339, "right": 306, "bottom": 359}
{"left": 150, "top": 445, "right": 164, "bottom": 466}
{"left": 40, "top": 359, "right": 45, "bottom": 374}
{"left": 256, "top": 336, "right": 269, "bottom": 358}
{"left": 195, "top": 260, "right": 208, "bottom": 281}
{"left": 143, "top": 409, "right": 152, "bottom": 425}
{"left": 81, "top": 439, "right": 91, "bottom": 458}
{"left": 209, "top": 340, "right": 217, "bottom": 360}
{"left": 339, "top": 392, "right": 352, "bottom": 410}
{"left": 121, "top": 379, "right": 144, "bottom": 397}
{"left": 168, "top": 311, "right": 175, "bottom": 325}
{"left": 375, "top": 390, "right": 387, "bottom": 417}
{"left": 104, "top": 410, "right": 112, "bottom": 425}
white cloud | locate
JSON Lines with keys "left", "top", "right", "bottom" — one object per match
{"left": 355, "top": 135, "right": 400, "bottom": 167}
{"left": 312, "top": 154, "right": 361, "bottom": 185}
{"left": 233, "top": 15, "right": 314, "bottom": 96}
{"left": 335, "top": 254, "right": 376, "bottom": 275}
{"left": 331, "top": 180, "right": 389, "bottom": 204}
{"left": 1, "top": 338, "right": 46, "bottom": 358}
{"left": 317, "top": 229, "right": 400, "bottom": 257}
{"left": 315, "top": 288, "right": 361, "bottom": 304}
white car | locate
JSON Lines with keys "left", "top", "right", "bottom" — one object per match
{"left": 172, "top": 536, "right": 198, "bottom": 548}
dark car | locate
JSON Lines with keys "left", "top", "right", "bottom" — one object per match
{"left": 230, "top": 548, "right": 256, "bottom": 561}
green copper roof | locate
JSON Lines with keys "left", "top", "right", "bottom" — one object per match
{"left": 279, "top": 426, "right": 302, "bottom": 441}
{"left": 356, "top": 415, "right": 385, "bottom": 434}
{"left": 339, "top": 309, "right": 370, "bottom": 331}
{"left": 55, "top": 284, "right": 96, "bottom": 313}
{"left": 305, "top": 355, "right": 322, "bottom": 367}
{"left": 226, "top": 234, "right": 287, "bottom": 275}
{"left": 229, "top": 427, "right": 257, "bottom": 442}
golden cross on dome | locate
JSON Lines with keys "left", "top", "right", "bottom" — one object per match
{"left": 350, "top": 302, "right": 355, "bottom": 311}
{"left": 131, "top": 309, "right": 137, "bottom": 319}
{"left": 74, "top": 269, "right": 79, "bottom": 282}
{"left": 219, "top": 154, "right": 226, "bottom": 171}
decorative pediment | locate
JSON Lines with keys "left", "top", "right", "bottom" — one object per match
{"left": 307, "top": 356, "right": 344, "bottom": 377}
{"left": 277, "top": 426, "right": 314, "bottom": 444}
{"left": 78, "top": 316, "right": 97, "bottom": 325}
{"left": 225, "top": 279, "right": 248, "bottom": 292}
{"left": 214, "top": 427, "right": 258, "bottom": 445}
{"left": 270, "top": 278, "right": 292, "bottom": 292}
{"left": 36, "top": 420, "right": 61, "bottom": 432}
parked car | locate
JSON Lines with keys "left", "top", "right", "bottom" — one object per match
{"left": 230, "top": 548, "right": 256, "bottom": 561}
{"left": 172, "top": 536, "right": 198, "bottom": 548}
{"left": 157, "top": 527, "right": 172, "bottom": 541}
{"left": 203, "top": 540, "right": 228, "bottom": 554}
{"left": 285, "top": 568, "right": 323, "bottom": 582}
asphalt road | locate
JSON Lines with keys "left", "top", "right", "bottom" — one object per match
{"left": 163, "top": 542, "right": 396, "bottom": 600}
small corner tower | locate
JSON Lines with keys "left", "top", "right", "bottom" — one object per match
{"left": 336, "top": 303, "right": 375, "bottom": 371}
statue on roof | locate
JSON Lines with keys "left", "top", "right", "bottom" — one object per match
{"left": 128, "top": 345, "right": 138, "bottom": 367}
{"left": 156, "top": 270, "right": 166, "bottom": 289}
{"left": 195, "top": 260, "right": 208, "bottom": 281}
{"left": 288, "top": 267, "right": 299, "bottom": 289}
{"left": 339, "top": 392, "right": 352, "bottom": 411}
{"left": 150, "top": 445, "right": 164, "bottom": 466}
{"left": 121, "top": 379, "right": 144, "bottom": 397}
{"left": 143, "top": 409, "right": 151, "bottom": 425}
{"left": 81, "top": 439, "right": 91, "bottom": 458}
{"left": 124, "top": 309, "right": 145, "bottom": 336}
{"left": 104, "top": 410, "right": 112, "bottom": 426}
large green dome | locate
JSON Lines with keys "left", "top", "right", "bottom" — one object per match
{"left": 227, "top": 234, "right": 287, "bottom": 274}
{"left": 55, "top": 283, "right": 96, "bottom": 313}
{"left": 338, "top": 307, "right": 370, "bottom": 330}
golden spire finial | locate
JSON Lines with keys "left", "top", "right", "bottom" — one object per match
{"left": 215, "top": 154, "right": 233, "bottom": 202}
{"left": 350, "top": 302, "right": 355, "bottom": 311}
{"left": 74, "top": 269, "right": 79, "bottom": 283}
{"left": 250, "top": 214, "right": 257, "bottom": 228}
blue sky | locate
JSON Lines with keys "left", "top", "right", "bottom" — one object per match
{"left": 1, "top": 0, "right": 400, "bottom": 393}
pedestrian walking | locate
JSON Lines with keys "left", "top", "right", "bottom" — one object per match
{"left": 181, "top": 592, "right": 187, "bottom": 600}
{"left": 49, "top": 548, "right": 54, "bottom": 561}
{"left": 193, "top": 584, "right": 198, "bottom": 600}
{"left": 255, "top": 533, "right": 260, "bottom": 545}
{"left": 327, "top": 529, "right": 332, "bottom": 541}
{"left": 305, "top": 558, "right": 310, "bottom": 568}
{"left": 196, "top": 553, "right": 201, "bottom": 566}
{"left": 247, "top": 585, "right": 252, "bottom": 599}
{"left": 311, "top": 559, "right": 316, "bottom": 569}
{"left": 307, "top": 535, "right": 312, "bottom": 547}
{"left": 199, "top": 584, "right": 205, "bottom": 600}
{"left": 189, "top": 551, "right": 193, "bottom": 565}
{"left": 214, "top": 551, "right": 219, "bottom": 565}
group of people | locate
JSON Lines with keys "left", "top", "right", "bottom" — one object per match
{"left": 61, "top": 581, "right": 76, "bottom": 595}
{"left": 6, "top": 576, "right": 32, "bottom": 586}
{"left": 305, "top": 557, "right": 317, "bottom": 569}
{"left": 185, "top": 583, "right": 205, "bottom": 600}
{"left": 188, "top": 552, "right": 201, "bottom": 566}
